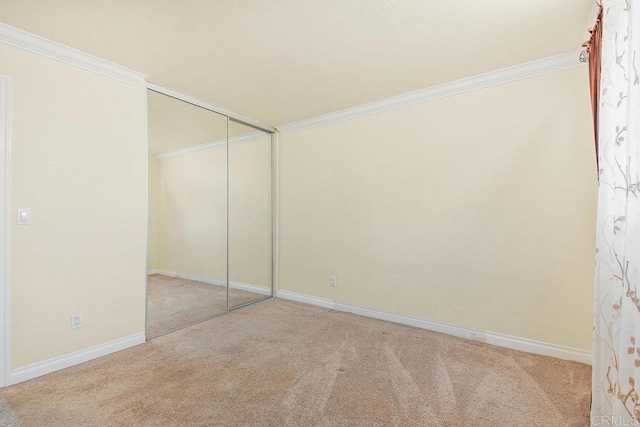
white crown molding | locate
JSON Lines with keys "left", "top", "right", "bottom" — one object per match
{"left": 10, "top": 333, "right": 145, "bottom": 385}
{"left": 276, "top": 50, "right": 585, "bottom": 134}
{"left": 277, "top": 290, "right": 592, "bottom": 365}
{"left": 154, "top": 131, "right": 267, "bottom": 161}
{"left": 0, "top": 23, "right": 147, "bottom": 85}
{"left": 149, "top": 270, "right": 272, "bottom": 296}
{"left": 154, "top": 139, "right": 225, "bottom": 160}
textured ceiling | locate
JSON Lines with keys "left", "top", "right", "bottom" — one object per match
{"left": 0, "top": 0, "right": 593, "bottom": 126}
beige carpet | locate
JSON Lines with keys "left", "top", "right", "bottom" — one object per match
{"left": 0, "top": 299, "right": 590, "bottom": 426}
{"left": 146, "top": 274, "right": 267, "bottom": 337}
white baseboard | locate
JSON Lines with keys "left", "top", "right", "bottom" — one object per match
{"left": 277, "top": 290, "right": 592, "bottom": 365}
{"left": 227, "top": 281, "right": 272, "bottom": 295}
{"left": 10, "top": 333, "right": 145, "bottom": 385}
{"left": 149, "top": 270, "right": 271, "bottom": 296}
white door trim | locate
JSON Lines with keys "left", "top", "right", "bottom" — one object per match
{"left": 0, "top": 74, "right": 12, "bottom": 387}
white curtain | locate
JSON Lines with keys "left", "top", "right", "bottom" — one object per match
{"left": 592, "top": 0, "right": 640, "bottom": 423}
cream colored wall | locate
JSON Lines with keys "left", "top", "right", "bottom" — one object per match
{"left": 0, "top": 44, "right": 148, "bottom": 368}
{"left": 229, "top": 136, "right": 272, "bottom": 288}
{"left": 153, "top": 136, "right": 271, "bottom": 289}
{"left": 278, "top": 66, "right": 597, "bottom": 351}
{"left": 147, "top": 156, "right": 159, "bottom": 271}
{"left": 156, "top": 148, "right": 227, "bottom": 280}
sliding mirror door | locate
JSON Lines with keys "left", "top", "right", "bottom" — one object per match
{"left": 228, "top": 120, "right": 273, "bottom": 309}
{"left": 146, "top": 90, "right": 228, "bottom": 337}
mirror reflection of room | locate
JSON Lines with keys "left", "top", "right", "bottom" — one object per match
{"left": 146, "top": 91, "right": 273, "bottom": 338}
{"left": 146, "top": 90, "right": 229, "bottom": 337}
{"left": 228, "top": 120, "right": 272, "bottom": 309}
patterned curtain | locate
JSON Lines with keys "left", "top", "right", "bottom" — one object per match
{"left": 592, "top": 0, "right": 640, "bottom": 424}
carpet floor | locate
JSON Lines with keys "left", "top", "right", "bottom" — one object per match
{"left": 0, "top": 299, "right": 591, "bottom": 426}
{"left": 146, "top": 274, "right": 267, "bottom": 337}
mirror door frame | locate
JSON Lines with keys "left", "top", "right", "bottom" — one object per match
{"left": 144, "top": 83, "right": 276, "bottom": 339}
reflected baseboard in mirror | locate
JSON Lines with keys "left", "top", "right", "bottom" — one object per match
{"left": 228, "top": 119, "right": 273, "bottom": 310}
{"left": 146, "top": 274, "right": 227, "bottom": 338}
{"left": 146, "top": 274, "right": 267, "bottom": 338}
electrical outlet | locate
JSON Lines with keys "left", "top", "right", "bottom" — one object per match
{"left": 330, "top": 276, "right": 337, "bottom": 287}
{"left": 71, "top": 313, "right": 82, "bottom": 329}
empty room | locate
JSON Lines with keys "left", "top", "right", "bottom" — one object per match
{"left": 0, "top": 0, "right": 632, "bottom": 425}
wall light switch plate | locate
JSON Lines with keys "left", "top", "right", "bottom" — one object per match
{"left": 17, "top": 208, "right": 30, "bottom": 225}
{"left": 330, "top": 276, "right": 337, "bottom": 287}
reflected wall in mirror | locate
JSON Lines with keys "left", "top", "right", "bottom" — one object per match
{"left": 228, "top": 120, "right": 273, "bottom": 309}
{"left": 146, "top": 90, "right": 228, "bottom": 338}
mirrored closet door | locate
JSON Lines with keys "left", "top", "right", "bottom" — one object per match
{"left": 228, "top": 120, "right": 273, "bottom": 309}
{"left": 146, "top": 90, "right": 229, "bottom": 338}
{"left": 145, "top": 89, "right": 273, "bottom": 339}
